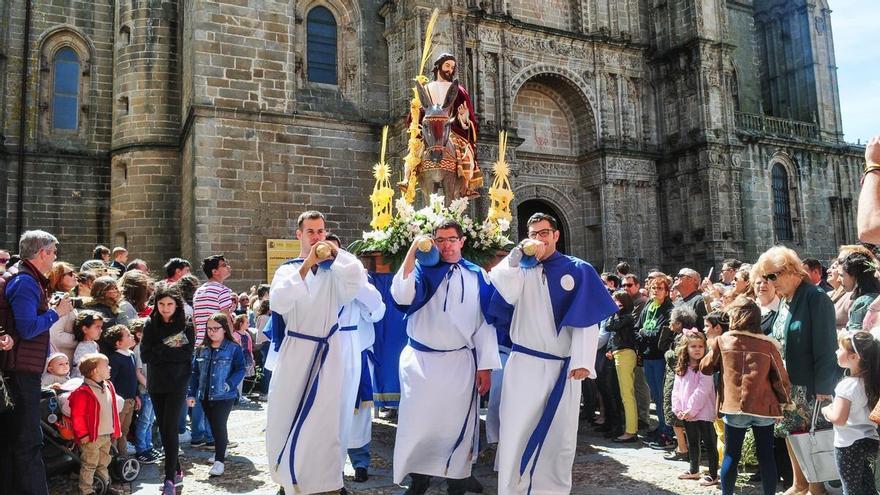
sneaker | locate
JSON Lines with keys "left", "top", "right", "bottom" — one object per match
{"left": 239, "top": 396, "right": 252, "bottom": 405}
{"left": 226, "top": 441, "right": 238, "bottom": 449}
{"left": 208, "top": 461, "right": 224, "bottom": 477}
{"left": 663, "top": 450, "right": 689, "bottom": 461}
{"left": 178, "top": 431, "right": 191, "bottom": 445}
{"left": 649, "top": 435, "right": 676, "bottom": 450}
{"left": 190, "top": 439, "right": 207, "bottom": 448}
{"left": 639, "top": 431, "right": 659, "bottom": 445}
{"left": 198, "top": 441, "right": 215, "bottom": 449}
{"left": 150, "top": 448, "right": 164, "bottom": 458}
{"left": 174, "top": 469, "right": 184, "bottom": 487}
{"left": 161, "top": 480, "right": 176, "bottom": 495}
{"left": 136, "top": 450, "right": 160, "bottom": 464}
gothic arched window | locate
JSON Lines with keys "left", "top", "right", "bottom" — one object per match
{"left": 772, "top": 163, "right": 793, "bottom": 241}
{"left": 306, "top": 7, "right": 337, "bottom": 85}
{"left": 52, "top": 47, "right": 80, "bottom": 130}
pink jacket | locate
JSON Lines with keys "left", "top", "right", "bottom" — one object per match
{"left": 671, "top": 367, "right": 717, "bottom": 422}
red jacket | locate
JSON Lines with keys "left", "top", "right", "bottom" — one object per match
{"left": 69, "top": 380, "right": 121, "bottom": 444}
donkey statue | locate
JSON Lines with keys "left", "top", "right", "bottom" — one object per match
{"left": 412, "top": 80, "right": 473, "bottom": 206}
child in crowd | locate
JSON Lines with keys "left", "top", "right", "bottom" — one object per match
{"left": 671, "top": 329, "right": 718, "bottom": 486}
{"left": 69, "top": 353, "right": 121, "bottom": 495}
{"left": 700, "top": 296, "right": 790, "bottom": 495}
{"left": 72, "top": 310, "right": 105, "bottom": 378}
{"left": 188, "top": 313, "right": 245, "bottom": 477}
{"left": 42, "top": 352, "right": 72, "bottom": 389}
{"left": 703, "top": 311, "right": 730, "bottom": 467}
{"left": 130, "top": 318, "right": 161, "bottom": 464}
{"left": 232, "top": 314, "right": 256, "bottom": 402}
{"left": 821, "top": 331, "right": 880, "bottom": 494}
{"left": 101, "top": 324, "right": 140, "bottom": 456}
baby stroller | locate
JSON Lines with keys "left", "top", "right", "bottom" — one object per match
{"left": 40, "top": 388, "right": 141, "bottom": 494}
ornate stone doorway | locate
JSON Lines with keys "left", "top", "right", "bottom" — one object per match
{"left": 516, "top": 199, "right": 567, "bottom": 254}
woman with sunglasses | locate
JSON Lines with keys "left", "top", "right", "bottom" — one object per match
{"left": 47, "top": 261, "right": 80, "bottom": 363}
{"left": 635, "top": 274, "right": 675, "bottom": 449}
{"left": 754, "top": 246, "right": 839, "bottom": 495}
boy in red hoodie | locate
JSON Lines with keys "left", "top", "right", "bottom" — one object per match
{"left": 69, "top": 353, "right": 121, "bottom": 495}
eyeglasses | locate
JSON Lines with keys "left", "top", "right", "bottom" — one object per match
{"left": 622, "top": 283, "right": 634, "bottom": 288}
{"left": 527, "top": 229, "right": 556, "bottom": 239}
{"left": 0, "top": 258, "right": 9, "bottom": 264}
{"left": 434, "top": 237, "right": 460, "bottom": 244}
{"left": 763, "top": 272, "right": 781, "bottom": 282}
{"left": 206, "top": 326, "right": 224, "bottom": 333}
{"left": 675, "top": 274, "right": 692, "bottom": 280}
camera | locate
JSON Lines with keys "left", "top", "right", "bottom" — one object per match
{"left": 50, "top": 292, "right": 67, "bottom": 305}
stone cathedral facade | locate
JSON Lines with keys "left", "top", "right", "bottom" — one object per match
{"left": 0, "top": 0, "right": 865, "bottom": 287}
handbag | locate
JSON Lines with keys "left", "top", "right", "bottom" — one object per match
{"left": 788, "top": 400, "right": 839, "bottom": 483}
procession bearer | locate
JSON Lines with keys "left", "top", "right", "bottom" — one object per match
{"left": 391, "top": 220, "right": 500, "bottom": 495}
{"left": 265, "top": 211, "right": 367, "bottom": 495}
{"left": 490, "top": 213, "right": 618, "bottom": 495}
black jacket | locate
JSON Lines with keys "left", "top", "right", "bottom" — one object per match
{"left": 140, "top": 316, "right": 194, "bottom": 394}
{"left": 635, "top": 298, "right": 673, "bottom": 360}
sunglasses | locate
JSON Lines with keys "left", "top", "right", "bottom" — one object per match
{"left": 0, "top": 258, "right": 9, "bottom": 264}
{"left": 622, "top": 283, "right": 634, "bottom": 288}
{"left": 763, "top": 272, "right": 781, "bottom": 282}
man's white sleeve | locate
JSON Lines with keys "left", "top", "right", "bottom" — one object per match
{"left": 355, "top": 283, "right": 386, "bottom": 323}
{"left": 569, "top": 324, "right": 599, "bottom": 380}
{"left": 473, "top": 318, "right": 501, "bottom": 371}
{"left": 488, "top": 255, "right": 525, "bottom": 305}
{"left": 269, "top": 263, "right": 308, "bottom": 315}
{"left": 331, "top": 250, "right": 368, "bottom": 306}
{"left": 391, "top": 265, "right": 416, "bottom": 305}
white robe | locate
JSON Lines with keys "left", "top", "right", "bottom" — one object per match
{"left": 391, "top": 264, "right": 501, "bottom": 483}
{"left": 265, "top": 250, "right": 367, "bottom": 495}
{"left": 338, "top": 282, "right": 385, "bottom": 460}
{"left": 489, "top": 256, "right": 599, "bottom": 495}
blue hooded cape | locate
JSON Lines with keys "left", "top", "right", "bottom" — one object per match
{"left": 487, "top": 251, "right": 618, "bottom": 335}
{"left": 392, "top": 258, "right": 495, "bottom": 322}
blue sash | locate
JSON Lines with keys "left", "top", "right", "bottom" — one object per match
{"left": 272, "top": 315, "right": 341, "bottom": 488}
{"left": 354, "top": 349, "right": 375, "bottom": 410}
{"left": 510, "top": 343, "right": 571, "bottom": 495}
{"left": 407, "top": 337, "right": 479, "bottom": 474}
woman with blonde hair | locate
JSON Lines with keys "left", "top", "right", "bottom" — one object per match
{"left": 753, "top": 246, "right": 838, "bottom": 495}
{"left": 635, "top": 273, "right": 675, "bottom": 448}
{"left": 47, "top": 262, "right": 80, "bottom": 362}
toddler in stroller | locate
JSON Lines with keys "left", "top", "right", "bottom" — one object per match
{"left": 41, "top": 375, "right": 140, "bottom": 493}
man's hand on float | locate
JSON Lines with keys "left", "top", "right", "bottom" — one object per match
{"left": 569, "top": 368, "right": 590, "bottom": 380}
{"left": 475, "top": 369, "right": 491, "bottom": 395}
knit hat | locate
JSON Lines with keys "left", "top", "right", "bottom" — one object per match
{"left": 44, "top": 352, "right": 69, "bottom": 374}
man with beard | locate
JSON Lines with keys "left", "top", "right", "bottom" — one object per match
{"left": 400, "top": 53, "right": 482, "bottom": 198}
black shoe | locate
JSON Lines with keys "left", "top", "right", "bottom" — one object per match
{"left": 612, "top": 435, "right": 638, "bottom": 443}
{"left": 353, "top": 467, "right": 368, "bottom": 482}
{"left": 404, "top": 474, "right": 431, "bottom": 495}
{"left": 663, "top": 450, "right": 689, "bottom": 461}
{"left": 339, "top": 489, "right": 348, "bottom": 495}
{"left": 190, "top": 439, "right": 207, "bottom": 447}
{"left": 463, "top": 475, "right": 483, "bottom": 493}
{"left": 447, "top": 475, "right": 482, "bottom": 494}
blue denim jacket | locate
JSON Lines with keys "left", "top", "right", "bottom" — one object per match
{"left": 188, "top": 340, "right": 245, "bottom": 402}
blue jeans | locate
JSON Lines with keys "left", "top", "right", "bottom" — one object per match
{"left": 721, "top": 422, "right": 776, "bottom": 495}
{"left": 190, "top": 399, "right": 214, "bottom": 443}
{"left": 259, "top": 341, "right": 272, "bottom": 394}
{"left": 133, "top": 392, "right": 155, "bottom": 454}
{"left": 643, "top": 358, "right": 671, "bottom": 436}
{"left": 348, "top": 442, "right": 371, "bottom": 469}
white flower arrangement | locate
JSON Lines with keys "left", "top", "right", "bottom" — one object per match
{"left": 349, "top": 194, "right": 513, "bottom": 269}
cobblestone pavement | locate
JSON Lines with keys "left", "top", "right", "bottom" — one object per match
{"left": 47, "top": 400, "right": 839, "bottom": 494}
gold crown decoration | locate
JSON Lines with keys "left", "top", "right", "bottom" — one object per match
{"left": 370, "top": 126, "right": 394, "bottom": 230}
{"left": 487, "top": 130, "right": 513, "bottom": 223}
{"left": 400, "top": 8, "right": 439, "bottom": 204}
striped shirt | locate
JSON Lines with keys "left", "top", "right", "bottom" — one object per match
{"left": 192, "top": 281, "right": 235, "bottom": 346}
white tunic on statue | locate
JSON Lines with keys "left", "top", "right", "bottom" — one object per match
{"left": 338, "top": 282, "right": 385, "bottom": 460}
{"left": 265, "top": 250, "right": 366, "bottom": 495}
{"left": 489, "top": 258, "right": 598, "bottom": 495}
{"left": 391, "top": 264, "right": 501, "bottom": 483}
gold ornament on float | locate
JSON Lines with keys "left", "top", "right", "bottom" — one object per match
{"left": 487, "top": 131, "right": 513, "bottom": 223}
{"left": 369, "top": 126, "right": 394, "bottom": 230}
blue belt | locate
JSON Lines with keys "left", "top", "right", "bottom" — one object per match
{"left": 407, "top": 337, "right": 479, "bottom": 474}
{"left": 273, "top": 322, "right": 340, "bottom": 488}
{"left": 339, "top": 325, "right": 358, "bottom": 332}
{"left": 511, "top": 343, "right": 571, "bottom": 495}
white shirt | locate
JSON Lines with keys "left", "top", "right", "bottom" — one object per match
{"left": 833, "top": 376, "right": 880, "bottom": 448}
